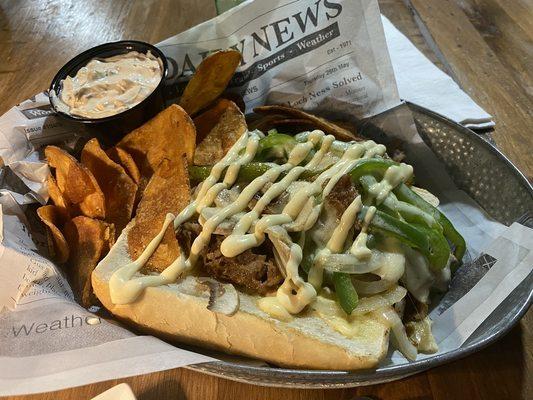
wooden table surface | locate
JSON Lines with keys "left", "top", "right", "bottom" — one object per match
{"left": 0, "top": 0, "right": 531, "bottom": 399}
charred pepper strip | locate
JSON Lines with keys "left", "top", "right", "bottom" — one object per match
{"left": 394, "top": 183, "right": 466, "bottom": 264}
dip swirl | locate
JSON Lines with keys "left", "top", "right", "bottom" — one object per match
{"left": 55, "top": 51, "right": 163, "bottom": 119}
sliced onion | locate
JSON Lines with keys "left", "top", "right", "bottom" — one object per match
{"left": 352, "top": 249, "right": 406, "bottom": 295}
{"left": 380, "top": 307, "right": 418, "bottom": 361}
{"left": 266, "top": 226, "right": 294, "bottom": 278}
{"left": 284, "top": 197, "right": 314, "bottom": 232}
{"left": 376, "top": 257, "right": 405, "bottom": 282}
{"left": 351, "top": 286, "right": 407, "bottom": 315}
{"left": 321, "top": 250, "right": 396, "bottom": 275}
{"left": 352, "top": 277, "right": 395, "bottom": 295}
{"left": 402, "top": 246, "right": 433, "bottom": 303}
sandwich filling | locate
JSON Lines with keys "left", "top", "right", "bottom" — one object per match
{"left": 109, "top": 129, "right": 461, "bottom": 360}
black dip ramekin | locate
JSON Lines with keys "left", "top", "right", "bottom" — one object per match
{"left": 49, "top": 40, "right": 168, "bottom": 143}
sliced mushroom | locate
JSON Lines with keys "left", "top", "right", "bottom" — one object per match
{"left": 197, "top": 277, "right": 240, "bottom": 316}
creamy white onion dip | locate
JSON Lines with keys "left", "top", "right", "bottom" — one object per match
{"left": 54, "top": 51, "right": 162, "bottom": 119}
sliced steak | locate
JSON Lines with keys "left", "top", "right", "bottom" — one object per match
{"left": 202, "top": 235, "right": 283, "bottom": 295}
{"left": 325, "top": 174, "right": 360, "bottom": 220}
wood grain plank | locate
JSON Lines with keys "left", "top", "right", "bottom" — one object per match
{"left": 428, "top": 323, "right": 528, "bottom": 400}
{"left": 379, "top": 0, "right": 446, "bottom": 72}
{"left": 454, "top": 0, "right": 533, "bottom": 98}
{"left": 409, "top": 0, "right": 533, "bottom": 177}
{"left": 0, "top": 0, "right": 217, "bottom": 116}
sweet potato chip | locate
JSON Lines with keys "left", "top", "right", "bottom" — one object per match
{"left": 253, "top": 105, "right": 360, "bottom": 142}
{"left": 45, "top": 146, "right": 105, "bottom": 219}
{"left": 64, "top": 216, "right": 114, "bottom": 307}
{"left": 117, "top": 104, "right": 196, "bottom": 195}
{"left": 81, "top": 138, "right": 137, "bottom": 236}
{"left": 47, "top": 174, "right": 70, "bottom": 216}
{"left": 128, "top": 156, "right": 190, "bottom": 273}
{"left": 37, "top": 205, "right": 69, "bottom": 263}
{"left": 194, "top": 100, "right": 247, "bottom": 166}
{"left": 106, "top": 146, "right": 141, "bottom": 184}
{"left": 179, "top": 49, "right": 242, "bottom": 115}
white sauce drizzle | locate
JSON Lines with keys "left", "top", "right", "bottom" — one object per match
{"left": 109, "top": 128, "right": 415, "bottom": 318}
{"left": 368, "top": 164, "right": 413, "bottom": 204}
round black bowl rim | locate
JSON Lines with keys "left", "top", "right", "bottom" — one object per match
{"left": 48, "top": 40, "right": 168, "bottom": 123}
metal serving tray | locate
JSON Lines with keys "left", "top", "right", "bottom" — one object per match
{"left": 184, "top": 103, "right": 532, "bottom": 388}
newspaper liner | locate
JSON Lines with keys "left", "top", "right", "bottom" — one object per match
{"left": 0, "top": 0, "right": 531, "bottom": 395}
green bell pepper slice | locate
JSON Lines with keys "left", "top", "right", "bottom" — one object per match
{"left": 347, "top": 158, "right": 464, "bottom": 265}
{"left": 255, "top": 132, "right": 297, "bottom": 162}
{"left": 394, "top": 183, "right": 466, "bottom": 265}
{"left": 359, "top": 175, "right": 441, "bottom": 231}
{"left": 367, "top": 207, "right": 451, "bottom": 270}
{"left": 333, "top": 272, "right": 359, "bottom": 314}
{"left": 300, "top": 234, "right": 359, "bottom": 315}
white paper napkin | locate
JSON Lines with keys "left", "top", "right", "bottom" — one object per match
{"left": 382, "top": 16, "right": 494, "bottom": 129}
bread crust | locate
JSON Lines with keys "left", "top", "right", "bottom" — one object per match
{"left": 92, "top": 225, "right": 390, "bottom": 370}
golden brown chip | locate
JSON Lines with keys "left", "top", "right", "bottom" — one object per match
{"left": 45, "top": 146, "right": 105, "bottom": 219}
{"left": 253, "top": 105, "right": 360, "bottom": 142}
{"left": 193, "top": 98, "right": 234, "bottom": 143}
{"left": 128, "top": 156, "right": 190, "bottom": 273}
{"left": 47, "top": 174, "right": 70, "bottom": 216}
{"left": 106, "top": 146, "right": 141, "bottom": 184}
{"left": 179, "top": 49, "right": 242, "bottom": 116}
{"left": 221, "top": 92, "right": 246, "bottom": 114}
{"left": 37, "top": 205, "right": 69, "bottom": 263}
{"left": 117, "top": 104, "right": 196, "bottom": 195}
{"left": 193, "top": 100, "right": 247, "bottom": 166}
{"left": 63, "top": 216, "right": 114, "bottom": 307}
{"left": 81, "top": 138, "right": 137, "bottom": 236}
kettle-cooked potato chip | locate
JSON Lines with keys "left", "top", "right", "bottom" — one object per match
{"left": 194, "top": 100, "right": 247, "bottom": 166}
{"left": 117, "top": 105, "right": 196, "bottom": 195}
{"left": 81, "top": 138, "right": 137, "bottom": 236}
{"left": 193, "top": 98, "right": 233, "bottom": 143}
{"left": 47, "top": 174, "right": 70, "bottom": 216}
{"left": 179, "top": 49, "right": 242, "bottom": 116}
{"left": 221, "top": 92, "right": 246, "bottom": 114}
{"left": 253, "top": 105, "right": 360, "bottom": 142}
{"left": 37, "top": 205, "right": 69, "bottom": 263}
{"left": 128, "top": 156, "right": 190, "bottom": 273}
{"left": 106, "top": 146, "right": 141, "bottom": 184}
{"left": 64, "top": 216, "right": 114, "bottom": 307}
{"left": 45, "top": 146, "right": 105, "bottom": 219}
